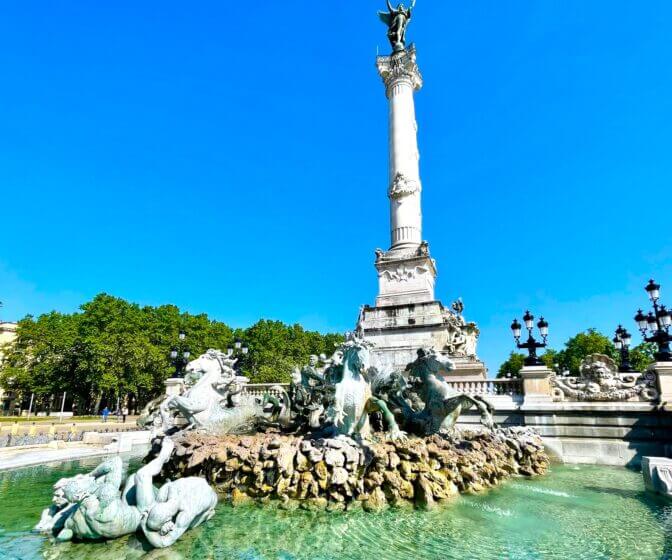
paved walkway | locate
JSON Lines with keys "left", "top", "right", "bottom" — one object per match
{"left": 0, "top": 445, "right": 110, "bottom": 471}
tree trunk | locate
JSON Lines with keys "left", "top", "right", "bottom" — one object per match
{"left": 93, "top": 392, "right": 103, "bottom": 416}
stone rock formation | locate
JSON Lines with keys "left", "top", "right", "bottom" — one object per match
{"left": 158, "top": 428, "right": 549, "bottom": 512}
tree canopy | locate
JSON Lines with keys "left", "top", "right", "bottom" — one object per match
{"left": 0, "top": 294, "right": 343, "bottom": 413}
{"left": 497, "top": 352, "right": 526, "bottom": 379}
{"left": 553, "top": 329, "right": 618, "bottom": 375}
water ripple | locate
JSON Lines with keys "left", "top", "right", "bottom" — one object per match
{"left": 0, "top": 463, "right": 670, "bottom": 560}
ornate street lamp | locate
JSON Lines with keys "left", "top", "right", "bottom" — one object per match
{"left": 634, "top": 279, "right": 672, "bottom": 362}
{"left": 227, "top": 339, "right": 249, "bottom": 357}
{"left": 511, "top": 311, "right": 549, "bottom": 367}
{"left": 613, "top": 325, "right": 633, "bottom": 373}
{"left": 227, "top": 339, "right": 249, "bottom": 371}
{"left": 170, "top": 331, "right": 191, "bottom": 378}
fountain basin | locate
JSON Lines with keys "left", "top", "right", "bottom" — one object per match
{"left": 1, "top": 453, "right": 670, "bottom": 559}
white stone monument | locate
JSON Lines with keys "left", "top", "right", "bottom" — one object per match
{"left": 357, "top": 43, "right": 486, "bottom": 380}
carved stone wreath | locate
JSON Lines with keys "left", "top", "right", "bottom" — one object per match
{"left": 551, "top": 354, "right": 659, "bottom": 402}
{"left": 389, "top": 172, "right": 420, "bottom": 200}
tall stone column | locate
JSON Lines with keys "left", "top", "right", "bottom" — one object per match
{"left": 377, "top": 46, "right": 424, "bottom": 250}
{"left": 373, "top": 46, "right": 436, "bottom": 307}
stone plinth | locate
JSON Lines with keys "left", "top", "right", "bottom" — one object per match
{"left": 375, "top": 250, "right": 436, "bottom": 307}
{"left": 159, "top": 428, "right": 548, "bottom": 512}
{"left": 654, "top": 362, "right": 672, "bottom": 410}
{"left": 358, "top": 300, "right": 486, "bottom": 377}
{"left": 164, "top": 378, "right": 185, "bottom": 397}
{"left": 520, "top": 366, "right": 554, "bottom": 409}
{"left": 642, "top": 456, "right": 672, "bottom": 498}
{"left": 449, "top": 358, "right": 489, "bottom": 381}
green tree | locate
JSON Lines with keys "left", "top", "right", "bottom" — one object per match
{"left": 555, "top": 329, "right": 618, "bottom": 376}
{"left": 242, "top": 320, "right": 344, "bottom": 383}
{"left": 497, "top": 349, "right": 558, "bottom": 379}
{"left": 0, "top": 294, "right": 344, "bottom": 413}
{"left": 497, "top": 352, "right": 526, "bottom": 378}
{"left": 628, "top": 342, "right": 657, "bottom": 372}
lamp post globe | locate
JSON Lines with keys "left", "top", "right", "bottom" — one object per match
{"left": 633, "top": 279, "right": 672, "bottom": 363}
{"left": 511, "top": 319, "right": 522, "bottom": 340}
{"left": 635, "top": 310, "right": 649, "bottom": 333}
{"left": 510, "top": 311, "right": 548, "bottom": 367}
{"left": 227, "top": 339, "right": 250, "bottom": 372}
{"left": 170, "top": 330, "right": 190, "bottom": 378}
{"left": 646, "top": 279, "right": 661, "bottom": 302}
{"left": 614, "top": 325, "right": 633, "bottom": 373}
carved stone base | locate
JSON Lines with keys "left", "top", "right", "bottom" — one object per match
{"left": 520, "top": 366, "right": 554, "bottom": 409}
{"left": 375, "top": 249, "right": 436, "bottom": 307}
{"left": 164, "top": 378, "right": 185, "bottom": 397}
{"left": 449, "top": 358, "right": 489, "bottom": 381}
{"left": 358, "top": 300, "right": 486, "bottom": 378}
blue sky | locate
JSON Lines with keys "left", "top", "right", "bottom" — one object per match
{"left": 1, "top": 1, "right": 671, "bottom": 374}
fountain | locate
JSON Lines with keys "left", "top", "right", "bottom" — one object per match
{"left": 30, "top": 337, "right": 549, "bottom": 550}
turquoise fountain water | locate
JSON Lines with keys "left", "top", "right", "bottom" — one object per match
{"left": 1, "top": 455, "right": 670, "bottom": 560}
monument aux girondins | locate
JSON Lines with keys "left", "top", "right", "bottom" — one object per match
{"left": 357, "top": 1, "right": 487, "bottom": 380}
{"left": 31, "top": 3, "right": 550, "bottom": 550}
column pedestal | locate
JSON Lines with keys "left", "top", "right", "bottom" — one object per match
{"left": 520, "top": 366, "right": 554, "bottom": 409}
{"left": 164, "top": 378, "right": 185, "bottom": 397}
{"left": 655, "top": 362, "right": 672, "bottom": 410}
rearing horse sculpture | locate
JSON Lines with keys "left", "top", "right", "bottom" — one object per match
{"left": 329, "top": 336, "right": 406, "bottom": 441}
{"left": 403, "top": 349, "right": 495, "bottom": 434}
{"left": 158, "top": 350, "right": 241, "bottom": 430}
{"left": 141, "top": 349, "right": 289, "bottom": 435}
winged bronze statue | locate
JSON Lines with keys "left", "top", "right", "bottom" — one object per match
{"left": 378, "top": 0, "right": 416, "bottom": 52}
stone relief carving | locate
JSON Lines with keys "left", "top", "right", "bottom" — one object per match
{"left": 389, "top": 171, "right": 421, "bottom": 200}
{"left": 381, "top": 264, "right": 428, "bottom": 282}
{"left": 375, "top": 243, "right": 432, "bottom": 262}
{"left": 441, "top": 299, "right": 480, "bottom": 358}
{"left": 551, "top": 354, "right": 659, "bottom": 402}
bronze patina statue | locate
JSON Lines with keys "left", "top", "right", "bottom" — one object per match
{"left": 378, "top": 0, "right": 416, "bottom": 52}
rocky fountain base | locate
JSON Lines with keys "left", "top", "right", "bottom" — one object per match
{"left": 158, "top": 427, "right": 549, "bottom": 512}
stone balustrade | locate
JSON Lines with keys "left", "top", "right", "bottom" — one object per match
{"left": 243, "top": 383, "right": 290, "bottom": 400}
{"left": 444, "top": 379, "right": 523, "bottom": 396}
{"left": 245, "top": 380, "right": 525, "bottom": 399}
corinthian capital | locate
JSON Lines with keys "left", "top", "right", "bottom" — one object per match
{"left": 376, "top": 44, "right": 423, "bottom": 93}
